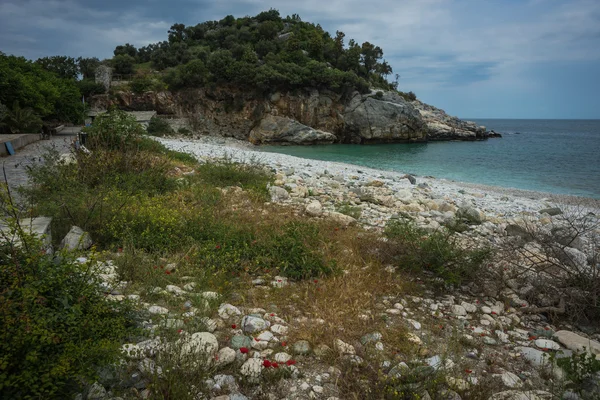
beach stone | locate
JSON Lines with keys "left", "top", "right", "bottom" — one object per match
{"left": 60, "top": 226, "right": 93, "bottom": 250}
{"left": 516, "top": 346, "right": 551, "bottom": 367}
{"left": 271, "top": 324, "right": 288, "bottom": 335}
{"left": 269, "top": 186, "right": 290, "bottom": 201}
{"left": 293, "top": 340, "right": 312, "bottom": 355}
{"left": 87, "top": 382, "right": 107, "bottom": 400}
{"left": 240, "top": 358, "right": 262, "bottom": 380}
{"left": 165, "top": 285, "right": 185, "bottom": 295}
{"left": 147, "top": 305, "right": 169, "bottom": 315}
{"left": 216, "top": 347, "right": 236, "bottom": 366}
{"left": 230, "top": 335, "right": 252, "bottom": 350}
{"left": 218, "top": 303, "right": 241, "bottom": 319}
{"left": 554, "top": 330, "right": 600, "bottom": 355}
{"left": 458, "top": 206, "right": 484, "bottom": 224}
{"left": 328, "top": 211, "right": 357, "bottom": 226}
{"left": 499, "top": 371, "right": 523, "bottom": 388}
{"left": 274, "top": 352, "right": 292, "bottom": 363}
{"left": 305, "top": 201, "right": 323, "bottom": 217}
{"left": 459, "top": 301, "right": 477, "bottom": 313}
{"left": 451, "top": 305, "right": 467, "bottom": 316}
{"left": 334, "top": 339, "right": 355, "bottom": 355}
{"left": 179, "top": 332, "right": 218, "bottom": 364}
{"left": 241, "top": 316, "right": 270, "bottom": 333}
{"left": 534, "top": 339, "right": 561, "bottom": 350}
{"left": 488, "top": 390, "right": 553, "bottom": 400}
{"left": 539, "top": 207, "right": 562, "bottom": 216}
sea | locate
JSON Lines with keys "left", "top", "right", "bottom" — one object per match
{"left": 262, "top": 119, "right": 600, "bottom": 199}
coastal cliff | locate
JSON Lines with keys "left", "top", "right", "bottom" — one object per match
{"left": 90, "top": 87, "right": 489, "bottom": 145}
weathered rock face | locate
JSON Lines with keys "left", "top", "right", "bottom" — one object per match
{"left": 412, "top": 100, "right": 487, "bottom": 140}
{"left": 342, "top": 91, "right": 426, "bottom": 144}
{"left": 249, "top": 115, "right": 336, "bottom": 145}
{"left": 90, "top": 87, "right": 489, "bottom": 144}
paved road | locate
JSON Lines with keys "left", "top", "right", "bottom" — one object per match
{"left": 1, "top": 133, "right": 77, "bottom": 192}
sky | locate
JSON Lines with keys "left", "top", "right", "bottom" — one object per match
{"left": 1, "top": 0, "right": 599, "bottom": 119}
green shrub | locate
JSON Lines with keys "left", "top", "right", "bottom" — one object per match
{"left": 0, "top": 223, "right": 135, "bottom": 398}
{"left": 336, "top": 203, "right": 362, "bottom": 219}
{"left": 556, "top": 351, "right": 600, "bottom": 391}
{"left": 178, "top": 127, "right": 192, "bottom": 136}
{"left": 374, "top": 91, "right": 383, "bottom": 99}
{"left": 83, "top": 109, "right": 144, "bottom": 150}
{"left": 194, "top": 160, "right": 272, "bottom": 199}
{"left": 384, "top": 219, "right": 491, "bottom": 286}
{"left": 130, "top": 75, "right": 153, "bottom": 94}
{"left": 147, "top": 116, "right": 174, "bottom": 136}
{"left": 111, "top": 54, "right": 135, "bottom": 75}
{"left": 77, "top": 79, "right": 106, "bottom": 98}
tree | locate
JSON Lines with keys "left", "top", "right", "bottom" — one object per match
{"left": 0, "top": 101, "right": 43, "bottom": 133}
{"left": 0, "top": 53, "right": 83, "bottom": 123}
{"left": 112, "top": 55, "right": 135, "bottom": 75}
{"left": 360, "top": 42, "right": 384, "bottom": 77}
{"left": 113, "top": 43, "right": 138, "bottom": 58}
{"left": 77, "top": 57, "right": 100, "bottom": 80}
{"left": 168, "top": 23, "right": 187, "bottom": 43}
{"left": 35, "top": 56, "right": 79, "bottom": 80}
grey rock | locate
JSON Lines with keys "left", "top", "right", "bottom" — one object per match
{"left": 241, "top": 315, "right": 270, "bottom": 333}
{"left": 343, "top": 92, "right": 426, "bottom": 144}
{"left": 539, "top": 207, "right": 562, "bottom": 216}
{"left": 269, "top": 186, "right": 290, "bottom": 202}
{"left": 293, "top": 340, "right": 312, "bottom": 355}
{"left": 87, "top": 382, "right": 107, "bottom": 400}
{"left": 249, "top": 115, "right": 336, "bottom": 145}
{"left": 61, "top": 226, "right": 93, "bottom": 250}
{"left": 554, "top": 330, "right": 600, "bottom": 355}
{"left": 230, "top": 335, "right": 252, "bottom": 350}
{"left": 488, "top": 390, "right": 553, "bottom": 400}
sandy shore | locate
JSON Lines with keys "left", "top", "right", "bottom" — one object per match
{"left": 158, "top": 136, "right": 600, "bottom": 218}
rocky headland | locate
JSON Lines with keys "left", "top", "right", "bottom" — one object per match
{"left": 90, "top": 87, "right": 491, "bottom": 145}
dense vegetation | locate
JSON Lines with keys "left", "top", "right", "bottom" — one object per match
{"left": 0, "top": 53, "right": 106, "bottom": 133}
{"left": 113, "top": 9, "right": 400, "bottom": 95}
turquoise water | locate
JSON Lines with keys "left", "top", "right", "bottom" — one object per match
{"left": 262, "top": 119, "right": 600, "bottom": 199}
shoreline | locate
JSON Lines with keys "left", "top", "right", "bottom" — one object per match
{"left": 158, "top": 136, "right": 600, "bottom": 216}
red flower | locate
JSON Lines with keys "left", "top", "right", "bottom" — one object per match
{"left": 118, "top": 248, "right": 123, "bottom": 253}
{"left": 465, "top": 369, "right": 473, "bottom": 374}
{"left": 270, "top": 313, "right": 275, "bottom": 317}
{"left": 153, "top": 266, "right": 158, "bottom": 269}
{"left": 334, "top": 227, "right": 339, "bottom": 231}
{"left": 263, "top": 360, "right": 272, "bottom": 368}
{"left": 240, "top": 347, "right": 249, "bottom": 354}
{"left": 160, "top": 265, "right": 164, "bottom": 269}
{"left": 177, "top": 329, "right": 183, "bottom": 333}
{"left": 165, "top": 270, "right": 171, "bottom": 275}
{"left": 215, "top": 245, "right": 221, "bottom": 250}
{"left": 281, "top": 341, "right": 287, "bottom": 347}
{"left": 286, "top": 360, "right": 296, "bottom": 366}
{"left": 491, "top": 311, "right": 497, "bottom": 315}
{"left": 313, "top": 280, "right": 318, "bottom": 284}
{"left": 529, "top": 336, "right": 537, "bottom": 340}
{"left": 272, "top": 362, "right": 279, "bottom": 368}
{"left": 231, "top": 324, "right": 237, "bottom": 329}
{"left": 277, "top": 279, "right": 282, "bottom": 283}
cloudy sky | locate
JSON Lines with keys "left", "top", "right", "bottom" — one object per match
{"left": 1, "top": 0, "right": 599, "bottom": 119}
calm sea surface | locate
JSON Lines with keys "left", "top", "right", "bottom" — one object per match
{"left": 262, "top": 119, "right": 600, "bottom": 199}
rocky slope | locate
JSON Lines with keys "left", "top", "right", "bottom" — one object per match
{"left": 91, "top": 87, "right": 491, "bottom": 145}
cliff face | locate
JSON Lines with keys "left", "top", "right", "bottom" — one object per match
{"left": 90, "top": 88, "right": 488, "bottom": 144}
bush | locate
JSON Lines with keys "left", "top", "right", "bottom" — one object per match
{"left": 77, "top": 79, "right": 106, "bottom": 98}
{"left": 193, "top": 160, "right": 272, "bottom": 198}
{"left": 146, "top": 116, "right": 174, "bottom": 136}
{"left": 384, "top": 219, "right": 491, "bottom": 286}
{"left": 130, "top": 75, "right": 153, "bottom": 94}
{"left": 83, "top": 109, "right": 144, "bottom": 151}
{"left": 112, "top": 54, "right": 135, "bottom": 75}
{"left": 0, "top": 217, "right": 135, "bottom": 398}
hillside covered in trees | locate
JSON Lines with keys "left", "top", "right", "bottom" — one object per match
{"left": 111, "top": 9, "right": 410, "bottom": 97}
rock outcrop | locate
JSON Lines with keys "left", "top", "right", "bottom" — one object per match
{"left": 90, "top": 87, "right": 490, "bottom": 145}
{"left": 412, "top": 100, "right": 488, "bottom": 140}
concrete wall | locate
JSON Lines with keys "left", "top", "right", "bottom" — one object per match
{"left": 0, "top": 134, "right": 40, "bottom": 157}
